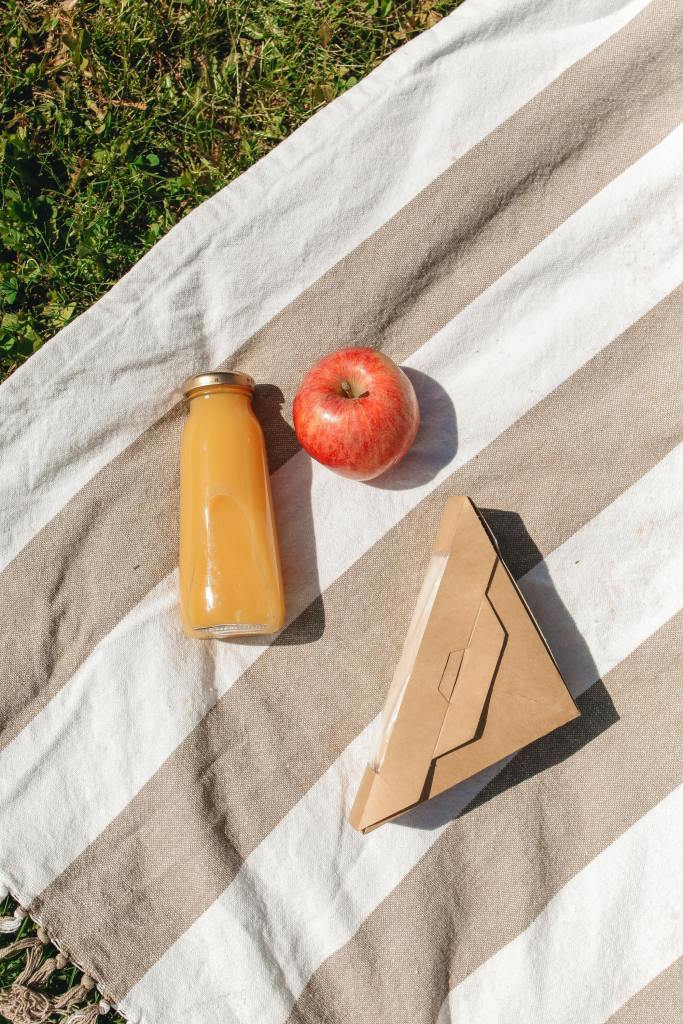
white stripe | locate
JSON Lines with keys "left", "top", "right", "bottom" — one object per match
{"left": 122, "top": 444, "right": 683, "bottom": 1024}
{"left": 437, "top": 786, "right": 683, "bottom": 1024}
{"left": 1, "top": 121, "right": 681, "bottom": 909}
{"left": 0, "top": 0, "right": 654, "bottom": 571}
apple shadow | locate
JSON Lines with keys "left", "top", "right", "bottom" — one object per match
{"left": 367, "top": 368, "right": 457, "bottom": 491}
{"left": 395, "top": 508, "right": 618, "bottom": 831}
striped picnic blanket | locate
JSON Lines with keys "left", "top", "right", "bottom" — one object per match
{"left": 1, "top": 0, "right": 682, "bottom": 1021}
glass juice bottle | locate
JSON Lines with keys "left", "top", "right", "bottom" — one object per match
{"left": 179, "top": 371, "right": 285, "bottom": 639}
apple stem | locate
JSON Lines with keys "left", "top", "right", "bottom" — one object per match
{"left": 340, "top": 380, "right": 354, "bottom": 399}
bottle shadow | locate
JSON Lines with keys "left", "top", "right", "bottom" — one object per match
{"left": 252, "top": 384, "right": 324, "bottom": 647}
{"left": 368, "top": 368, "right": 458, "bottom": 491}
{"left": 396, "top": 508, "right": 619, "bottom": 831}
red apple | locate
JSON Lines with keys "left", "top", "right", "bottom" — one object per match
{"left": 292, "top": 347, "right": 420, "bottom": 481}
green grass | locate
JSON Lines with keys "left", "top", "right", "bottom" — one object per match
{"left": 0, "top": 0, "right": 462, "bottom": 382}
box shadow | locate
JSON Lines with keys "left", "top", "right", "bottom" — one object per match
{"left": 396, "top": 508, "right": 619, "bottom": 831}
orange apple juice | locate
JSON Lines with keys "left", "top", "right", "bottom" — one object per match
{"left": 179, "top": 372, "right": 285, "bottom": 639}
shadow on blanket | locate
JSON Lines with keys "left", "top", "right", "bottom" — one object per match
{"left": 367, "top": 367, "right": 458, "bottom": 491}
{"left": 248, "top": 370, "right": 457, "bottom": 645}
{"left": 397, "top": 508, "right": 619, "bottom": 831}
{"left": 253, "top": 383, "right": 325, "bottom": 646}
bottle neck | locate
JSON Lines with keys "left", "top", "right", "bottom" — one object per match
{"left": 188, "top": 385, "right": 253, "bottom": 408}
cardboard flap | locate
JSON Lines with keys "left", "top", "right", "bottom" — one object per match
{"left": 434, "top": 595, "right": 506, "bottom": 756}
{"left": 347, "top": 766, "right": 401, "bottom": 834}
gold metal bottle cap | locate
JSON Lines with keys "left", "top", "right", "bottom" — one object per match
{"left": 182, "top": 371, "right": 255, "bottom": 397}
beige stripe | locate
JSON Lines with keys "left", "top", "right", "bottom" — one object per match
{"left": 288, "top": 612, "right": 683, "bottom": 1024}
{"left": 31, "top": 286, "right": 683, "bottom": 998}
{"left": 1, "top": 0, "right": 681, "bottom": 750}
{"left": 607, "top": 958, "right": 683, "bottom": 1024}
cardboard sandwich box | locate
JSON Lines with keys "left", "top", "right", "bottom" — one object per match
{"left": 349, "top": 496, "right": 580, "bottom": 832}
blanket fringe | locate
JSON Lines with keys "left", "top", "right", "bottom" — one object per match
{"left": 0, "top": 908, "right": 25, "bottom": 934}
{"left": 0, "top": 902, "right": 113, "bottom": 1024}
{"left": 63, "top": 1003, "right": 112, "bottom": 1024}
